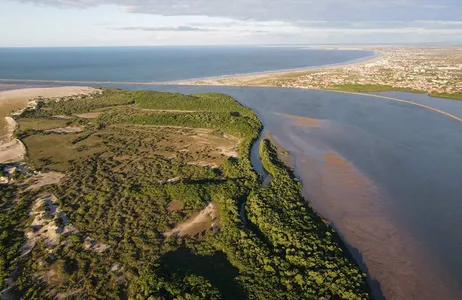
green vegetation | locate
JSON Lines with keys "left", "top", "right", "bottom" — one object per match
{"left": 15, "top": 118, "right": 69, "bottom": 131}
{"left": 328, "top": 84, "right": 425, "bottom": 93}
{"left": 0, "top": 179, "right": 37, "bottom": 289}
{"left": 429, "top": 92, "right": 462, "bottom": 101}
{"left": 2, "top": 88, "right": 370, "bottom": 299}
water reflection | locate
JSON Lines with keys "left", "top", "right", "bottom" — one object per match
{"left": 268, "top": 113, "right": 458, "bottom": 299}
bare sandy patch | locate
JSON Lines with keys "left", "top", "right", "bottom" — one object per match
{"left": 75, "top": 111, "right": 102, "bottom": 119}
{"left": 4, "top": 117, "right": 17, "bottom": 136}
{"left": 186, "top": 161, "right": 219, "bottom": 169}
{"left": 25, "top": 172, "right": 65, "bottom": 191}
{"left": 189, "top": 130, "right": 240, "bottom": 157}
{"left": 136, "top": 108, "right": 200, "bottom": 113}
{"left": 83, "top": 236, "right": 110, "bottom": 253}
{"left": 53, "top": 115, "right": 73, "bottom": 119}
{"left": 0, "top": 139, "right": 26, "bottom": 163}
{"left": 23, "top": 194, "right": 110, "bottom": 255}
{"left": 19, "top": 193, "right": 111, "bottom": 293}
{"left": 45, "top": 126, "right": 83, "bottom": 133}
{"left": 164, "top": 202, "right": 219, "bottom": 237}
{"left": 0, "top": 117, "right": 26, "bottom": 163}
{"left": 22, "top": 195, "right": 78, "bottom": 254}
{"left": 167, "top": 200, "right": 184, "bottom": 212}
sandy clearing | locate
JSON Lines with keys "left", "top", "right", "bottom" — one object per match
{"left": 22, "top": 194, "right": 110, "bottom": 259}
{"left": 189, "top": 130, "right": 240, "bottom": 158}
{"left": 167, "top": 200, "right": 184, "bottom": 212}
{"left": 45, "top": 126, "right": 83, "bottom": 133}
{"left": 136, "top": 108, "right": 201, "bottom": 113}
{"left": 25, "top": 172, "right": 65, "bottom": 191}
{"left": 75, "top": 112, "right": 102, "bottom": 119}
{"left": 83, "top": 236, "right": 110, "bottom": 253}
{"left": 0, "top": 117, "right": 26, "bottom": 164}
{"left": 22, "top": 195, "right": 78, "bottom": 254}
{"left": 216, "top": 146, "right": 238, "bottom": 158}
{"left": 164, "top": 202, "right": 218, "bottom": 237}
{"left": 5, "top": 117, "right": 17, "bottom": 136}
{"left": 53, "top": 115, "right": 73, "bottom": 119}
{"left": 0, "top": 139, "right": 26, "bottom": 163}
{"left": 186, "top": 161, "right": 219, "bottom": 169}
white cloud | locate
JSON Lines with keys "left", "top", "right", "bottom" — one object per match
{"left": 13, "top": 0, "right": 461, "bottom": 22}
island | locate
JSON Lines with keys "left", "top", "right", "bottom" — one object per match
{"left": 0, "top": 88, "right": 370, "bottom": 299}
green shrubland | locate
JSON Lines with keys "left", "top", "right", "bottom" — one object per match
{"left": 2, "top": 89, "right": 370, "bottom": 299}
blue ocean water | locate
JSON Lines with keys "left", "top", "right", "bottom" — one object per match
{"left": 0, "top": 46, "right": 372, "bottom": 82}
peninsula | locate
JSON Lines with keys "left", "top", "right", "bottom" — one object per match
{"left": 0, "top": 88, "right": 370, "bottom": 299}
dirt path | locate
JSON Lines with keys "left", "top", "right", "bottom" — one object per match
{"left": 45, "top": 126, "right": 83, "bottom": 133}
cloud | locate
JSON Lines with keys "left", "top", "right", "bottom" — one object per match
{"left": 10, "top": 0, "right": 462, "bottom": 44}
{"left": 108, "top": 25, "right": 268, "bottom": 35}
{"left": 13, "top": 0, "right": 462, "bottom": 23}
{"left": 293, "top": 20, "right": 462, "bottom": 30}
{"left": 110, "top": 25, "right": 213, "bottom": 31}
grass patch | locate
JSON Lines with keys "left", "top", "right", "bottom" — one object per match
{"left": 429, "top": 92, "right": 462, "bottom": 101}
{"left": 328, "top": 84, "right": 425, "bottom": 93}
{"left": 17, "top": 118, "right": 70, "bottom": 131}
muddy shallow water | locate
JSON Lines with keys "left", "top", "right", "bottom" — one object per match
{"left": 4, "top": 83, "right": 462, "bottom": 299}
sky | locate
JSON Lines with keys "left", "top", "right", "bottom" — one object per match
{"left": 1, "top": 0, "right": 461, "bottom": 46}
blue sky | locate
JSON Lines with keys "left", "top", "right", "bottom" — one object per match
{"left": 1, "top": 0, "right": 461, "bottom": 46}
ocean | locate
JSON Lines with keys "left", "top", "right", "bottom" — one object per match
{"left": 0, "top": 46, "right": 373, "bottom": 82}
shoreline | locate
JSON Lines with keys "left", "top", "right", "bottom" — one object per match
{"left": 169, "top": 50, "right": 381, "bottom": 84}
{"left": 0, "top": 49, "right": 381, "bottom": 86}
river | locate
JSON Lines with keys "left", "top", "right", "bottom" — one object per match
{"left": 3, "top": 83, "right": 462, "bottom": 299}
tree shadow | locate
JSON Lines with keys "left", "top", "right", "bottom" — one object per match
{"left": 158, "top": 248, "right": 247, "bottom": 300}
